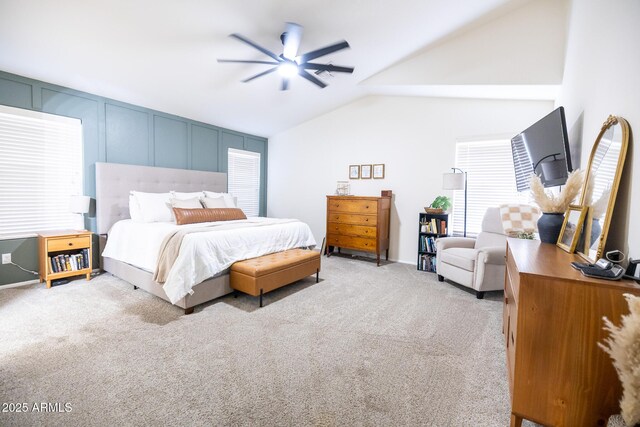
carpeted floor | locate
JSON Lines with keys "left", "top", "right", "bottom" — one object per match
{"left": 1, "top": 255, "right": 524, "bottom": 426}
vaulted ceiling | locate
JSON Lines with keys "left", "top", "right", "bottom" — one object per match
{"left": 0, "top": 0, "right": 567, "bottom": 137}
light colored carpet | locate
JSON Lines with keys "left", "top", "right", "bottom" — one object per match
{"left": 1, "top": 255, "right": 528, "bottom": 426}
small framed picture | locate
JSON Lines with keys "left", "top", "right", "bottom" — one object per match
{"left": 373, "top": 164, "right": 385, "bottom": 179}
{"left": 349, "top": 165, "right": 360, "bottom": 179}
{"left": 557, "top": 205, "right": 589, "bottom": 253}
{"left": 361, "top": 164, "right": 372, "bottom": 179}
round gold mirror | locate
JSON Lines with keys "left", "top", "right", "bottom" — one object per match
{"left": 578, "top": 115, "right": 629, "bottom": 262}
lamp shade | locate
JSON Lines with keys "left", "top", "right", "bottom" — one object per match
{"left": 442, "top": 172, "right": 465, "bottom": 190}
{"left": 69, "top": 195, "right": 90, "bottom": 214}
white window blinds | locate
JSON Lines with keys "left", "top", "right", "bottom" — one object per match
{"left": 228, "top": 148, "right": 261, "bottom": 217}
{"left": 452, "top": 139, "right": 530, "bottom": 236}
{"left": 0, "top": 105, "right": 83, "bottom": 238}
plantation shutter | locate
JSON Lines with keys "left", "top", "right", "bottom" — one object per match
{"left": 228, "top": 148, "right": 261, "bottom": 217}
{"left": 0, "top": 105, "right": 83, "bottom": 238}
{"left": 452, "top": 139, "right": 530, "bottom": 236}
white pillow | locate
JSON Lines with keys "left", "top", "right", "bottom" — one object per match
{"left": 131, "top": 191, "right": 173, "bottom": 222}
{"left": 171, "top": 191, "right": 204, "bottom": 200}
{"left": 128, "top": 193, "right": 143, "bottom": 222}
{"left": 169, "top": 197, "right": 203, "bottom": 209}
{"left": 203, "top": 191, "right": 236, "bottom": 208}
{"left": 201, "top": 196, "right": 227, "bottom": 209}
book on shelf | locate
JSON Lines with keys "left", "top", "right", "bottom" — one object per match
{"left": 50, "top": 250, "right": 89, "bottom": 273}
{"left": 420, "top": 218, "right": 448, "bottom": 235}
{"left": 418, "top": 254, "right": 437, "bottom": 272}
{"left": 83, "top": 248, "right": 90, "bottom": 268}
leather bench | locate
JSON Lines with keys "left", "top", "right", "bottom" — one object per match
{"left": 230, "top": 249, "right": 321, "bottom": 307}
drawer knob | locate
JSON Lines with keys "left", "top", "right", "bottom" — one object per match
{"left": 68, "top": 243, "right": 73, "bottom": 246}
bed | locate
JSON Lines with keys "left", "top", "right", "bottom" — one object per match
{"left": 96, "top": 162, "right": 315, "bottom": 314}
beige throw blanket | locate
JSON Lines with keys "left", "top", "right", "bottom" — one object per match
{"left": 153, "top": 219, "right": 296, "bottom": 283}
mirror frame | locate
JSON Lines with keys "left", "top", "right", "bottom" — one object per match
{"left": 578, "top": 115, "right": 629, "bottom": 262}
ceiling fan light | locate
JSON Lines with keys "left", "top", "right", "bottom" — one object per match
{"left": 278, "top": 62, "right": 299, "bottom": 78}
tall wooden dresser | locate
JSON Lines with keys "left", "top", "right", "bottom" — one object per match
{"left": 326, "top": 191, "right": 391, "bottom": 266}
{"left": 504, "top": 238, "right": 640, "bottom": 427}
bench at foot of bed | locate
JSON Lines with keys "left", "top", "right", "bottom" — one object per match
{"left": 230, "top": 249, "right": 321, "bottom": 307}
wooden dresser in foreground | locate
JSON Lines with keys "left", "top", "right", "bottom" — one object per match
{"left": 504, "top": 238, "right": 639, "bottom": 427}
{"left": 326, "top": 191, "right": 391, "bottom": 266}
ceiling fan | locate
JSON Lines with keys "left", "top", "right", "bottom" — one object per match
{"left": 218, "top": 22, "right": 354, "bottom": 90}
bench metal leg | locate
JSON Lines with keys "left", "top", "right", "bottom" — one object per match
{"left": 259, "top": 288, "right": 263, "bottom": 308}
{"left": 316, "top": 269, "right": 319, "bottom": 283}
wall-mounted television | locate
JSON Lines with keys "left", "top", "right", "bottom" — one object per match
{"left": 511, "top": 106, "right": 572, "bottom": 191}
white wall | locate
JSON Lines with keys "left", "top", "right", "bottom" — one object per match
{"left": 268, "top": 96, "right": 552, "bottom": 263}
{"left": 365, "top": 0, "right": 568, "bottom": 86}
{"left": 557, "top": 0, "right": 640, "bottom": 259}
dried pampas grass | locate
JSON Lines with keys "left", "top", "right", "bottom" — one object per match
{"left": 530, "top": 169, "right": 584, "bottom": 213}
{"left": 600, "top": 294, "right": 640, "bottom": 426}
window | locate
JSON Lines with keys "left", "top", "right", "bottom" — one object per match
{"left": 0, "top": 105, "right": 83, "bottom": 238}
{"left": 451, "top": 139, "right": 529, "bottom": 236}
{"left": 227, "top": 148, "right": 261, "bottom": 217}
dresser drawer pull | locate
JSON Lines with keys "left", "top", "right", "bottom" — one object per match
{"left": 505, "top": 296, "right": 508, "bottom": 305}
{"left": 511, "top": 332, "right": 515, "bottom": 345}
{"left": 68, "top": 242, "right": 73, "bottom": 246}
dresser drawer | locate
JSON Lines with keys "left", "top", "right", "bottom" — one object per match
{"left": 48, "top": 236, "right": 91, "bottom": 252}
{"left": 327, "top": 222, "right": 377, "bottom": 238}
{"left": 327, "top": 213, "right": 376, "bottom": 225}
{"left": 328, "top": 199, "right": 377, "bottom": 214}
{"left": 327, "top": 234, "right": 377, "bottom": 252}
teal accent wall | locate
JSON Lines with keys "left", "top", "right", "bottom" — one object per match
{"left": 0, "top": 70, "right": 268, "bottom": 286}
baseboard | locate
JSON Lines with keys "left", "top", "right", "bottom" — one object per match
{"left": 0, "top": 279, "right": 40, "bottom": 289}
{"left": 0, "top": 269, "right": 102, "bottom": 289}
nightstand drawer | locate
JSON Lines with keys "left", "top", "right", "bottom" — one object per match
{"left": 48, "top": 236, "right": 90, "bottom": 252}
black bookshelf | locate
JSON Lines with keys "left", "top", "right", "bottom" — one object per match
{"left": 417, "top": 212, "right": 449, "bottom": 272}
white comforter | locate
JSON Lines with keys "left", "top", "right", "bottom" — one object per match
{"left": 102, "top": 218, "right": 316, "bottom": 303}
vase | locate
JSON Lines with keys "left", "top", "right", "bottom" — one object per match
{"left": 537, "top": 212, "right": 565, "bottom": 243}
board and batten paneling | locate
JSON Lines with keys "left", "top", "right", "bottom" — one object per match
{"left": 105, "top": 103, "right": 151, "bottom": 166}
{"left": 191, "top": 124, "right": 220, "bottom": 172}
{"left": 0, "top": 69, "right": 268, "bottom": 286}
{"left": 154, "top": 115, "right": 189, "bottom": 169}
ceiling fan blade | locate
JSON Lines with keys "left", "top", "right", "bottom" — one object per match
{"left": 298, "top": 69, "right": 327, "bottom": 88}
{"left": 242, "top": 66, "right": 278, "bottom": 83}
{"left": 282, "top": 22, "right": 303, "bottom": 60}
{"left": 298, "top": 40, "right": 350, "bottom": 63}
{"left": 302, "top": 63, "right": 354, "bottom": 74}
{"left": 230, "top": 33, "right": 282, "bottom": 62}
{"left": 281, "top": 78, "right": 290, "bottom": 91}
{"left": 218, "top": 59, "right": 280, "bottom": 65}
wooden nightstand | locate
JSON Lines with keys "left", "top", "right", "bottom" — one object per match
{"left": 38, "top": 230, "right": 92, "bottom": 288}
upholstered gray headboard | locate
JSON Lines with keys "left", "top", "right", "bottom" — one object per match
{"left": 95, "top": 162, "right": 227, "bottom": 234}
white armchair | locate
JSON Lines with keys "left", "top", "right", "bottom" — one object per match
{"left": 435, "top": 207, "right": 506, "bottom": 299}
